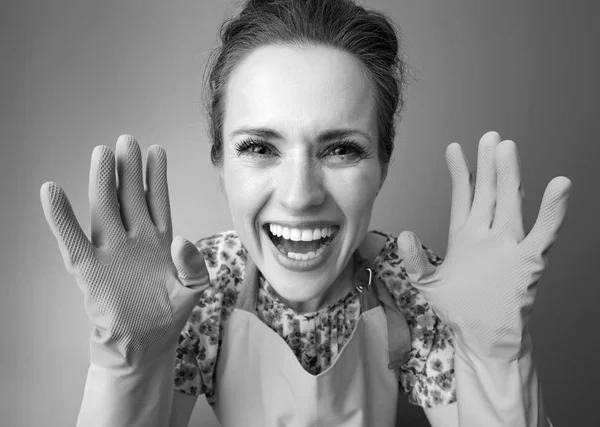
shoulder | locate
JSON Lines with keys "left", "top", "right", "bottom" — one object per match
{"left": 195, "top": 230, "right": 247, "bottom": 290}
{"left": 365, "top": 229, "right": 444, "bottom": 326}
{"left": 367, "top": 230, "right": 443, "bottom": 297}
{"left": 365, "top": 230, "right": 443, "bottom": 269}
{"left": 174, "top": 230, "right": 247, "bottom": 401}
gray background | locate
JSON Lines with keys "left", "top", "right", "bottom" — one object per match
{"left": 2, "top": 0, "right": 598, "bottom": 426}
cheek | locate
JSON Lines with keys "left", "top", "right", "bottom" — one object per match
{"left": 327, "top": 166, "right": 381, "bottom": 222}
{"left": 223, "top": 162, "right": 270, "bottom": 225}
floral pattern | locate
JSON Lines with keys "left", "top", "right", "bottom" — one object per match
{"left": 174, "top": 230, "right": 456, "bottom": 407}
{"left": 256, "top": 277, "right": 362, "bottom": 376}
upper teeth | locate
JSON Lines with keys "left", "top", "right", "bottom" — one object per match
{"left": 269, "top": 224, "right": 335, "bottom": 241}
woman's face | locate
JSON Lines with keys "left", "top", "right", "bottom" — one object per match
{"left": 221, "top": 44, "right": 383, "bottom": 310}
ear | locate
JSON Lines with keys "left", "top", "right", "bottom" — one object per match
{"left": 219, "top": 170, "right": 228, "bottom": 201}
{"left": 378, "top": 165, "right": 388, "bottom": 194}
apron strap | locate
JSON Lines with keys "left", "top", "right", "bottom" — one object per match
{"left": 355, "top": 252, "right": 413, "bottom": 370}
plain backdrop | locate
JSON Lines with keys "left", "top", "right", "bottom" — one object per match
{"left": 1, "top": 0, "right": 599, "bottom": 426}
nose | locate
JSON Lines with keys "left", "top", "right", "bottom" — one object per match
{"left": 277, "top": 158, "right": 325, "bottom": 212}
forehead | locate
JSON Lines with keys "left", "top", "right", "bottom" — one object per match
{"left": 223, "top": 44, "right": 377, "bottom": 138}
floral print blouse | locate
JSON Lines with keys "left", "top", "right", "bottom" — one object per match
{"left": 174, "top": 230, "right": 456, "bottom": 408}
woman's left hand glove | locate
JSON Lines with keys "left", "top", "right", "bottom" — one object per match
{"left": 397, "top": 131, "right": 571, "bottom": 359}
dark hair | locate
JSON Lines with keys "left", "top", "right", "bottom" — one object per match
{"left": 204, "top": 0, "right": 408, "bottom": 172}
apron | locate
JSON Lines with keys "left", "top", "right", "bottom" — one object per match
{"left": 213, "top": 252, "right": 412, "bottom": 427}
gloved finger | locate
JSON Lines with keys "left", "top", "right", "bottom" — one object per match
{"left": 115, "top": 135, "right": 150, "bottom": 236}
{"left": 166, "top": 236, "right": 210, "bottom": 331}
{"left": 146, "top": 145, "right": 172, "bottom": 239}
{"left": 522, "top": 176, "right": 572, "bottom": 253}
{"left": 89, "top": 145, "right": 126, "bottom": 249}
{"left": 446, "top": 142, "right": 473, "bottom": 233}
{"left": 469, "top": 131, "right": 501, "bottom": 228}
{"left": 493, "top": 140, "right": 525, "bottom": 240}
{"left": 397, "top": 231, "right": 437, "bottom": 285}
{"left": 171, "top": 236, "right": 210, "bottom": 289}
{"left": 41, "top": 182, "right": 95, "bottom": 273}
{"left": 169, "top": 236, "right": 210, "bottom": 320}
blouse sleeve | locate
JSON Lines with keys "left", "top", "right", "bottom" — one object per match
{"left": 174, "top": 310, "right": 203, "bottom": 396}
{"left": 372, "top": 231, "right": 457, "bottom": 407}
{"left": 173, "top": 231, "right": 245, "bottom": 400}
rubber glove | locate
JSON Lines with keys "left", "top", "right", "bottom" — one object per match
{"left": 41, "top": 135, "right": 209, "bottom": 427}
{"left": 398, "top": 131, "right": 571, "bottom": 426}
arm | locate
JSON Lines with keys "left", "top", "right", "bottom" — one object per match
{"left": 41, "top": 136, "right": 209, "bottom": 427}
{"left": 77, "top": 351, "right": 178, "bottom": 426}
{"left": 368, "top": 231, "right": 458, "bottom": 427}
{"left": 424, "top": 330, "right": 554, "bottom": 427}
{"left": 397, "top": 132, "right": 570, "bottom": 426}
{"left": 453, "top": 328, "right": 552, "bottom": 427}
{"left": 423, "top": 371, "right": 554, "bottom": 427}
{"left": 78, "top": 357, "right": 202, "bottom": 427}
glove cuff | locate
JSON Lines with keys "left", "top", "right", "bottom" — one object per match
{"left": 77, "top": 349, "right": 177, "bottom": 427}
{"left": 454, "top": 328, "right": 551, "bottom": 426}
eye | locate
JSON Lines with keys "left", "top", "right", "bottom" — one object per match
{"left": 323, "top": 140, "right": 367, "bottom": 163}
{"left": 234, "top": 137, "right": 276, "bottom": 157}
{"left": 331, "top": 145, "right": 350, "bottom": 156}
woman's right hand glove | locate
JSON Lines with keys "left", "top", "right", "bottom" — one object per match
{"left": 40, "top": 134, "right": 209, "bottom": 368}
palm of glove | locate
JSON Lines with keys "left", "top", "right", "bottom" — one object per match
{"left": 41, "top": 135, "right": 208, "bottom": 365}
{"left": 398, "top": 132, "right": 571, "bottom": 358}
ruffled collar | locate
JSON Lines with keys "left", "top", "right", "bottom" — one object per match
{"left": 258, "top": 273, "right": 361, "bottom": 319}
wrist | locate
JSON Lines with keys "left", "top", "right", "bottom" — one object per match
{"left": 78, "top": 330, "right": 179, "bottom": 427}
{"left": 89, "top": 325, "right": 179, "bottom": 369}
{"left": 452, "top": 324, "right": 529, "bottom": 362}
{"left": 453, "top": 328, "right": 549, "bottom": 427}
{"left": 78, "top": 351, "right": 177, "bottom": 427}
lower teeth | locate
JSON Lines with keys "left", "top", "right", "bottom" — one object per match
{"left": 276, "top": 241, "right": 329, "bottom": 260}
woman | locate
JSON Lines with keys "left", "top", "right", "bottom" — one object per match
{"left": 40, "top": 0, "right": 571, "bottom": 426}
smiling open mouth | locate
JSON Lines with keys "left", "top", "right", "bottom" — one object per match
{"left": 266, "top": 224, "right": 339, "bottom": 260}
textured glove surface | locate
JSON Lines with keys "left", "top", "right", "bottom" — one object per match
{"left": 41, "top": 135, "right": 208, "bottom": 366}
{"left": 398, "top": 131, "right": 572, "bottom": 358}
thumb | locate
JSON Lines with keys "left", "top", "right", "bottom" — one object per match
{"left": 171, "top": 236, "right": 210, "bottom": 290}
{"left": 397, "top": 231, "right": 437, "bottom": 285}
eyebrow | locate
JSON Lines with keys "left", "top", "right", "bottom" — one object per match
{"left": 229, "top": 127, "right": 373, "bottom": 144}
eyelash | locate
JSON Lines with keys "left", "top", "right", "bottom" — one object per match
{"left": 324, "top": 140, "right": 367, "bottom": 160}
{"left": 234, "top": 137, "right": 273, "bottom": 157}
{"left": 234, "top": 137, "right": 368, "bottom": 161}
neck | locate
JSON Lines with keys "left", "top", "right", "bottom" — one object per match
{"left": 272, "top": 256, "right": 357, "bottom": 313}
